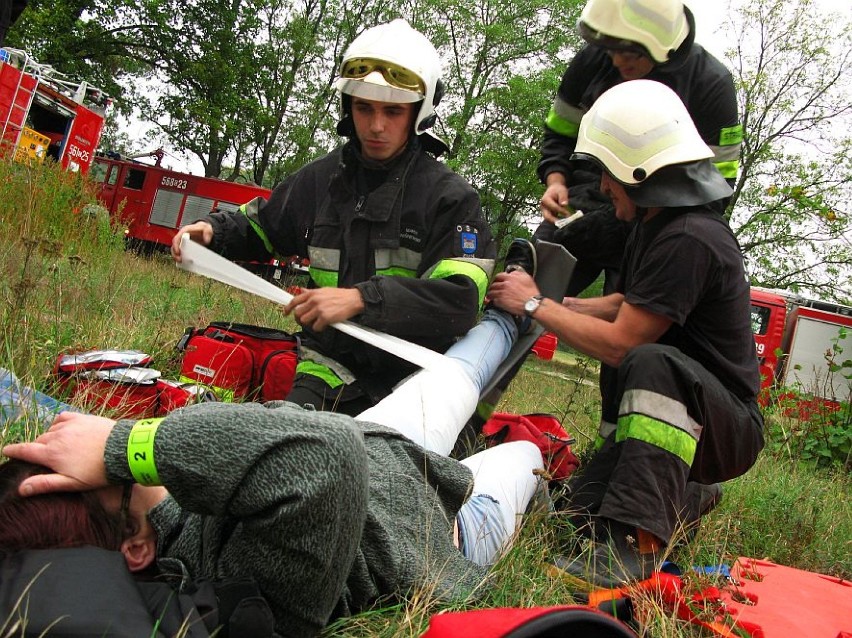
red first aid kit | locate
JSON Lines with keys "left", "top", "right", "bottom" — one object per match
{"left": 54, "top": 351, "right": 214, "bottom": 419}
{"left": 176, "top": 322, "right": 299, "bottom": 402}
{"left": 482, "top": 412, "right": 579, "bottom": 480}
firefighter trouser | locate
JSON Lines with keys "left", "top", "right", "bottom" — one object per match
{"left": 565, "top": 343, "right": 765, "bottom": 543}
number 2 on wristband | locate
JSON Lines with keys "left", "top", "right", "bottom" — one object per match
{"left": 127, "top": 418, "right": 163, "bottom": 486}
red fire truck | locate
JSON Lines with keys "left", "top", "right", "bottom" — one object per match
{"left": 90, "top": 153, "right": 271, "bottom": 249}
{"left": 88, "top": 153, "right": 299, "bottom": 282}
{"left": 0, "top": 47, "right": 108, "bottom": 174}
{"left": 750, "top": 288, "right": 851, "bottom": 415}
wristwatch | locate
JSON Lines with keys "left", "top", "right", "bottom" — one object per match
{"left": 524, "top": 295, "right": 545, "bottom": 317}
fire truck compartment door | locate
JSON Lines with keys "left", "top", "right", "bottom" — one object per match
{"left": 783, "top": 314, "right": 851, "bottom": 400}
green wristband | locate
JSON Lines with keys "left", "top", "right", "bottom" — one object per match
{"left": 127, "top": 418, "right": 163, "bottom": 486}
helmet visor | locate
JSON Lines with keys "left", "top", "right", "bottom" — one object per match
{"left": 341, "top": 58, "right": 426, "bottom": 94}
{"left": 577, "top": 21, "right": 650, "bottom": 59}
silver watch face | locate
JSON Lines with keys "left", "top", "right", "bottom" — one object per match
{"left": 524, "top": 297, "right": 540, "bottom": 316}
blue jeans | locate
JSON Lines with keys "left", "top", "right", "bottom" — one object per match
{"left": 443, "top": 309, "right": 518, "bottom": 394}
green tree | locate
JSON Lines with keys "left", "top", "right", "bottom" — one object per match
{"left": 129, "top": 0, "right": 268, "bottom": 178}
{"left": 6, "top": 0, "right": 157, "bottom": 113}
{"left": 421, "top": 0, "right": 581, "bottom": 252}
{"left": 724, "top": 0, "right": 852, "bottom": 303}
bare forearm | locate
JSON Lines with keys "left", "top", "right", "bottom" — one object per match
{"left": 561, "top": 293, "right": 623, "bottom": 321}
{"left": 534, "top": 298, "right": 630, "bottom": 367}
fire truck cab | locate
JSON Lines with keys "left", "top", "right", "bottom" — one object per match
{"left": 0, "top": 47, "right": 108, "bottom": 173}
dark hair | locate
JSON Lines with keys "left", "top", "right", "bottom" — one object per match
{"left": 0, "top": 459, "right": 125, "bottom": 551}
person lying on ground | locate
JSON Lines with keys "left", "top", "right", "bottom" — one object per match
{"left": 0, "top": 308, "right": 545, "bottom": 637}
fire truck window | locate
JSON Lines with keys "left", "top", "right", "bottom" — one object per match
{"left": 89, "top": 161, "right": 108, "bottom": 184}
{"left": 750, "top": 305, "right": 770, "bottom": 335}
{"left": 107, "top": 166, "right": 118, "bottom": 186}
{"left": 124, "top": 169, "right": 146, "bottom": 190}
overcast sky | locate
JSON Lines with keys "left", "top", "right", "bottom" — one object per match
{"left": 685, "top": 0, "right": 851, "bottom": 60}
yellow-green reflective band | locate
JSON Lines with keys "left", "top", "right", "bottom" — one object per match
{"left": 376, "top": 267, "right": 417, "bottom": 278}
{"left": 178, "top": 375, "right": 235, "bottom": 402}
{"left": 622, "top": 1, "right": 673, "bottom": 54}
{"left": 297, "top": 360, "right": 344, "bottom": 389}
{"left": 309, "top": 268, "right": 339, "bottom": 288}
{"left": 585, "top": 113, "right": 682, "bottom": 169}
{"left": 127, "top": 418, "right": 164, "bottom": 486}
{"left": 620, "top": 389, "right": 700, "bottom": 438}
{"left": 428, "top": 258, "right": 491, "bottom": 306}
{"left": 714, "top": 159, "right": 739, "bottom": 179}
{"left": 375, "top": 247, "right": 421, "bottom": 272}
{"left": 719, "top": 125, "right": 743, "bottom": 147}
{"left": 240, "top": 198, "right": 275, "bottom": 255}
{"left": 594, "top": 433, "right": 607, "bottom": 450}
{"left": 546, "top": 106, "right": 580, "bottom": 138}
{"left": 615, "top": 414, "right": 697, "bottom": 466}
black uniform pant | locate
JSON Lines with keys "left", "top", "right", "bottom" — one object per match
{"left": 285, "top": 373, "right": 375, "bottom": 417}
{"left": 565, "top": 344, "right": 765, "bottom": 543}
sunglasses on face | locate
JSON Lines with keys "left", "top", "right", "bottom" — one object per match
{"left": 341, "top": 58, "right": 425, "bottom": 94}
{"left": 605, "top": 48, "right": 646, "bottom": 62}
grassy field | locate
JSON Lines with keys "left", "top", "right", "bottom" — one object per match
{"left": 1, "top": 161, "right": 850, "bottom": 637}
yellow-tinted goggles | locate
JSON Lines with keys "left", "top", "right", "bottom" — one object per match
{"left": 341, "top": 58, "right": 425, "bottom": 94}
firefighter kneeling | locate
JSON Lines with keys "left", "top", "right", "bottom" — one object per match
{"left": 487, "top": 79, "right": 765, "bottom": 588}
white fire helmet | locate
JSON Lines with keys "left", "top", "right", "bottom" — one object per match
{"left": 572, "top": 80, "right": 731, "bottom": 207}
{"left": 336, "top": 19, "right": 443, "bottom": 135}
{"left": 578, "top": 0, "right": 690, "bottom": 64}
{"left": 573, "top": 80, "right": 711, "bottom": 184}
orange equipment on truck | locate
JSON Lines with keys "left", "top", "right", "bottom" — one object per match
{"left": 750, "top": 287, "right": 851, "bottom": 415}
{"left": 0, "top": 47, "right": 109, "bottom": 174}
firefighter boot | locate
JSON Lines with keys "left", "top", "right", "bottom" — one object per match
{"left": 504, "top": 237, "right": 537, "bottom": 277}
{"left": 551, "top": 519, "right": 661, "bottom": 589}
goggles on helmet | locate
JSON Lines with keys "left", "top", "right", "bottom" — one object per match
{"left": 341, "top": 58, "right": 426, "bottom": 95}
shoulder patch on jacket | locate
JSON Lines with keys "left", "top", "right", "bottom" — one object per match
{"left": 456, "top": 224, "right": 480, "bottom": 255}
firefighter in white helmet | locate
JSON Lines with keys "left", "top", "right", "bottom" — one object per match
{"left": 488, "top": 80, "right": 764, "bottom": 588}
{"left": 172, "top": 19, "right": 495, "bottom": 415}
{"left": 534, "top": 0, "right": 742, "bottom": 298}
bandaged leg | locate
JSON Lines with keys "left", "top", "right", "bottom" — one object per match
{"left": 354, "top": 310, "right": 517, "bottom": 456}
{"left": 457, "top": 440, "right": 543, "bottom": 566}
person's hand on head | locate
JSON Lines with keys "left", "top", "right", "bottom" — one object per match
{"left": 2, "top": 412, "right": 117, "bottom": 496}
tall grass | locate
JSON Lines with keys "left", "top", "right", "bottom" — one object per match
{"left": 1, "top": 161, "right": 849, "bottom": 637}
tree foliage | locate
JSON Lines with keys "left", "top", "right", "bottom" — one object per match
{"left": 7, "top": 0, "right": 160, "bottom": 113}
{"left": 723, "top": 0, "right": 852, "bottom": 303}
{"left": 7, "top": 0, "right": 850, "bottom": 299}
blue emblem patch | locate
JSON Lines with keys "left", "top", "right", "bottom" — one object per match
{"left": 461, "top": 232, "right": 478, "bottom": 254}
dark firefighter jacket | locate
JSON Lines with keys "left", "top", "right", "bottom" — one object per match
{"left": 538, "top": 9, "right": 742, "bottom": 186}
{"left": 204, "top": 138, "right": 495, "bottom": 402}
